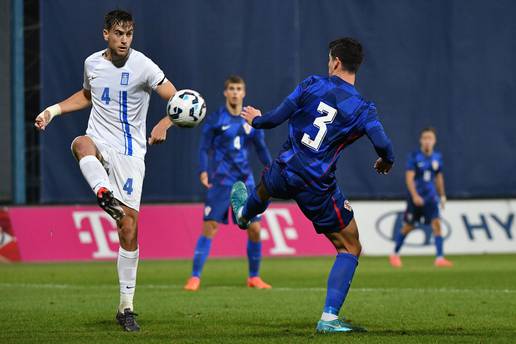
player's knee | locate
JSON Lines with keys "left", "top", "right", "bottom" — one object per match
{"left": 348, "top": 237, "right": 362, "bottom": 256}
{"left": 202, "top": 221, "right": 218, "bottom": 238}
{"left": 402, "top": 224, "right": 414, "bottom": 235}
{"left": 247, "top": 222, "right": 261, "bottom": 242}
{"left": 118, "top": 216, "right": 137, "bottom": 241}
{"left": 71, "top": 136, "right": 96, "bottom": 160}
{"left": 432, "top": 220, "right": 442, "bottom": 235}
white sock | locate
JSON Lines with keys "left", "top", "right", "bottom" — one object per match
{"left": 321, "top": 312, "right": 339, "bottom": 321}
{"left": 118, "top": 247, "right": 139, "bottom": 312}
{"left": 79, "top": 155, "right": 112, "bottom": 194}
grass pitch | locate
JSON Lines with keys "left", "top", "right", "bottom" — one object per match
{"left": 1, "top": 255, "right": 515, "bottom": 343}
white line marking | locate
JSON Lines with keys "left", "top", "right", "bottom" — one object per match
{"left": 0, "top": 283, "right": 515, "bottom": 294}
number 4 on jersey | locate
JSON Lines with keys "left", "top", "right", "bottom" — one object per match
{"left": 101, "top": 87, "right": 111, "bottom": 105}
{"left": 123, "top": 178, "right": 134, "bottom": 195}
{"left": 301, "top": 102, "right": 338, "bottom": 151}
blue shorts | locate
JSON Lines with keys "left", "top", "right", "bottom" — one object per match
{"left": 204, "top": 182, "right": 261, "bottom": 224}
{"left": 404, "top": 197, "right": 439, "bottom": 225}
{"left": 261, "top": 161, "right": 354, "bottom": 234}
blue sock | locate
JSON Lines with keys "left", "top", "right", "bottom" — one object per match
{"left": 192, "top": 235, "right": 212, "bottom": 277}
{"left": 242, "top": 189, "right": 270, "bottom": 220}
{"left": 394, "top": 232, "right": 407, "bottom": 254}
{"left": 323, "top": 253, "right": 359, "bottom": 316}
{"left": 435, "top": 235, "right": 444, "bottom": 257}
{"left": 247, "top": 240, "right": 262, "bottom": 277}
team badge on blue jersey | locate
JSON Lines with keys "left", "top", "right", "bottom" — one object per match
{"left": 432, "top": 160, "right": 440, "bottom": 171}
{"left": 243, "top": 123, "right": 252, "bottom": 135}
{"left": 120, "top": 72, "right": 130, "bottom": 85}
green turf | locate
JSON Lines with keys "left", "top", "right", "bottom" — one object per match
{"left": 1, "top": 255, "right": 516, "bottom": 343}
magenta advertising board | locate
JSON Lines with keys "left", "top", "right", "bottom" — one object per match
{"left": 6, "top": 203, "right": 335, "bottom": 262}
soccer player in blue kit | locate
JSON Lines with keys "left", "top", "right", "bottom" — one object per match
{"left": 230, "top": 38, "right": 395, "bottom": 333}
{"left": 184, "top": 76, "right": 273, "bottom": 291}
{"left": 390, "top": 127, "right": 452, "bottom": 268}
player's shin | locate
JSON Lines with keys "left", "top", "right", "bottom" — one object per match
{"left": 242, "top": 189, "right": 270, "bottom": 222}
{"left": 192, "top": 236, "right": 212, "bottom": 277}
{"left": 79, "top": 155, "right": 112, "bottom": 194}
{"left": 118, "top": 247, "right": 139, "bottom": 312}
{"left": 394, "top": 231, "right": 407, "bottom": 254}
{"left": 321, "top": 253, "right": 358, "bottom": 321}
{"left": 435, "top": 235, "right": 444, "bottom": 257}
{"left": 247, "top": 239, "right": 262, "bottom": 277}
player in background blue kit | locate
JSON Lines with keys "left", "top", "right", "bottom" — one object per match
{"left": 390, "top": 127, "right": 452, "bottom": 268}
{"left": 184, "top": 76, "right": 273, "bottom": 291}
{"left": 230, "top": 38, "right": 395, "bottom": 333}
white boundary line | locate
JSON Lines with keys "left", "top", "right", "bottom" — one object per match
{"left": 1, "top": 283, "right": 515, "bottom": 294}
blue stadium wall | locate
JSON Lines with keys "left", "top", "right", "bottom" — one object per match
{"left": 40, "top": 0, "right": 516, "bottom": 203}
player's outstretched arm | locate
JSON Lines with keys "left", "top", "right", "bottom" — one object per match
{"left": 34, "top": 89, "right": 92, "bottom": 131}
{"left": 242, "top": 98, "right": 297, "bottom": 129}
{"left": 148, "top": 80, "right": 177, "bottom": 145}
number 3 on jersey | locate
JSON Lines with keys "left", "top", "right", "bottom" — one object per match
{"left": 301, "top": 102, "right": 337, "bottom": 151}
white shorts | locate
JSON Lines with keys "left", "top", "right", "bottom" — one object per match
{"left": 90, "top": 137, "right": 145, "bottom": 211}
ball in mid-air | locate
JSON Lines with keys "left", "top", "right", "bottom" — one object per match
{"left": 167, "top": 89, "right": 207, "bottom": 128}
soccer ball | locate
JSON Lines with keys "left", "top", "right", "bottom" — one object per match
{"left": 167, "top": 89, "right": 207, "bottom": 128}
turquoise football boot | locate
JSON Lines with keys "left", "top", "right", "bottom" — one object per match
{"left": 230, "top": 181, "right": 250, "bottom": 229}
{"left": 316, "top": 319, "right": 367, "bottom": 333}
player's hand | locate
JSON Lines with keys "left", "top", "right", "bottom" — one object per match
{"left": 34, "top": 110, "right": 51, "bottom": 131}
{"left": 200, "top": 172, "right": 212, "bottom": 188}
{"left": 413, "top": 194, "right": 425, "bottom": 207}
{"left": 374, "top": 157, "right": 393, "bottom": 175}
{"left": 148, "top": 123, "right": 168, "bottom": 145}
{"left": 241, "top": 106, "right": 262, "bottom": 126}
{"left": 440, "top": 195, "right": 447, "bottom": 209}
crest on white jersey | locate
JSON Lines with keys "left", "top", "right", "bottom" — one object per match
{"left": 120, "top": 72, "right": 130, "bottom": 85}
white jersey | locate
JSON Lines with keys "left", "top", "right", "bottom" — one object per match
{"left": 83, "top": 49, "right": 165, "bottom": 160}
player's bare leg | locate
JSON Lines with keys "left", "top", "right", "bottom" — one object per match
{"left": 432, "top": 218, "right": 452, "bottom": 267}
{"left": 184, "top": 220, "right": 218, "bottom": 291}
{"left": 246, "top": 222, "right": 271, "bottom": 289}
{"left": 115, "top": 205, "right": 140, "bottom": 331}
{"left": 316, "top": 219, "right": 366, "bottom": 333}
{"left": 71, "top": 135, "right": 125, "bottom": 221}
{"left": 390, "top": 222, "right": 413, "bottom": 267}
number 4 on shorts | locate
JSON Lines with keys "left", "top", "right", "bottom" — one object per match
{"left": 123, "top": 178, "right": 134, "bottom": 195}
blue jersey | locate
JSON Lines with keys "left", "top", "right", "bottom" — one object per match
{"left": 199, "top": 106, "right": 272, "bottom": 186}
{"left": 252, "top": 75, "right": 394, "bottom": 192}
{"left": 406, "top": 150, "right": 443, "bottom": 203}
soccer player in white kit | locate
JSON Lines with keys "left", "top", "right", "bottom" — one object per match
{"left": 34, "top": 10, "right": 176, "bottom": 332}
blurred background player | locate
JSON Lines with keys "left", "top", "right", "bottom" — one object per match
{"left": 390, "top": 127, "right": 451, "bottom": 267}
{"left": 184, "top": 76, "right": 273, "bottom": 291}
{"left": 231, "top": 37, "right": 394, "bottom": 333}
{"left": 34, "top": 9, "right": 177, "bottom": 332}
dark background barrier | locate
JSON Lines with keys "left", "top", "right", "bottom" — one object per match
{"left": 40, "top": 0, "right": 516, "bottom": 203}
{"left": 0, "top": 0, "right": 12, "bottom": 202}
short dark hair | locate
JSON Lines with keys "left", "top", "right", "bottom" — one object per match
{"left": 420, "top": 127, "right": 437, "bottom": 136}
{"left": 104, "top": 10, "right": 134, "bottom": 31}
{"left": 329, "top": 37, "right": 364, "bottom": 73}
{"left": 224, "top": 75, "right": 245, "bottom": 90}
